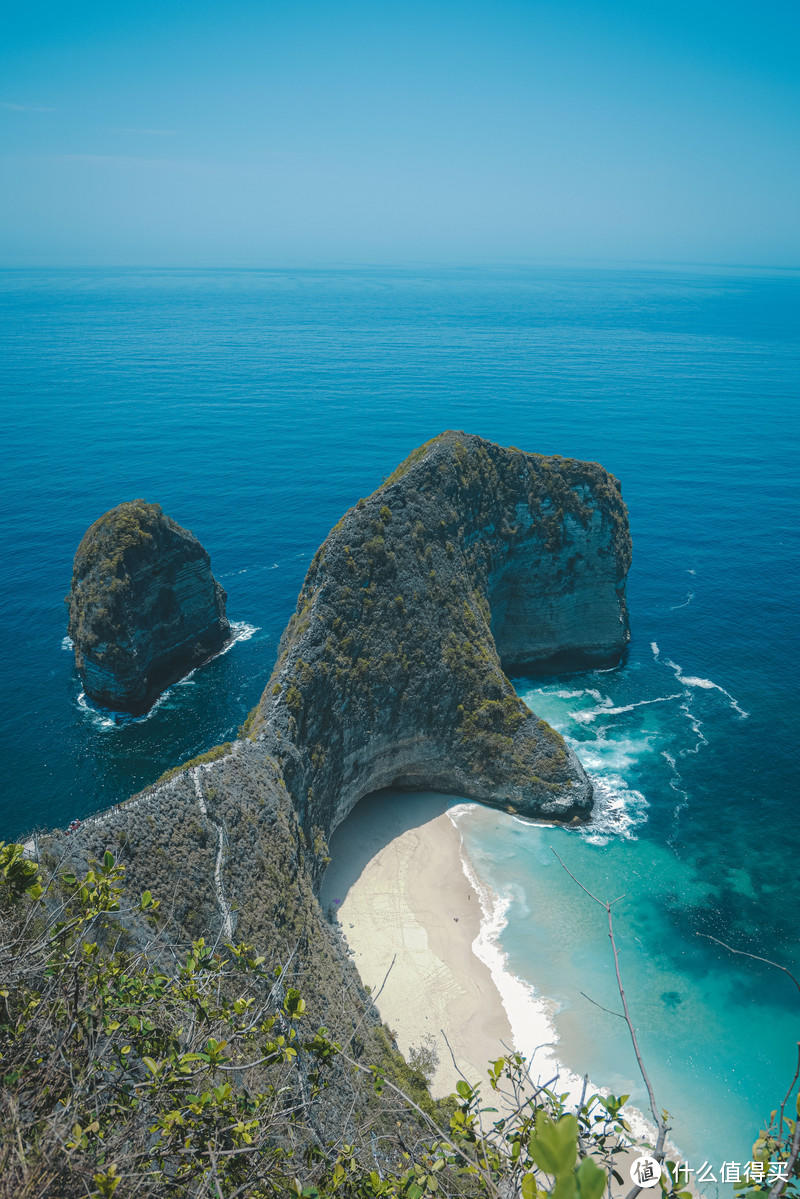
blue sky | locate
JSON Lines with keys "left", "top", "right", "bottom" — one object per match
{"left": 1, "top": 0, "right": 798, "bottom": 266}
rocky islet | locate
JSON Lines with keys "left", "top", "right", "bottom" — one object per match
{"left": 68, "top": 500, "right": 231, "bottom": 714}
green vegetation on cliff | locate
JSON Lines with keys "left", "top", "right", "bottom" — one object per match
{"left": 67, "top": 499, "right": 230, "bottom": 714}
{"left": 68, "top": 500, "right": 163, "bottom": 655}
{"left": 1, "top": 844, "right": 797, "bottom": 1199}
{"left": 249, "top": 431, "right": 631, "bottom": 835}
{"left": 157, "top": 742, "right": 234, "bottom": 783}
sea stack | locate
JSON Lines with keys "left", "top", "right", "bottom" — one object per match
{"left": 249, "top": 430, "right": 632, "bottom": 831}
{"left": 68, "top": 500, "right": 231, "bottom": 714}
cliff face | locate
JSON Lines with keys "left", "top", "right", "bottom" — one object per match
{"left": 68, "top": 500, "right": 230, "bottom": 714}
{"left": 250, "top": 431, "right": 632, "bottom": 834}
{"left": 31, "top": 433, "right": 632, "bottom": 1163}
{"left": 33, "top": 742, "right": 415, "bottom": 1172}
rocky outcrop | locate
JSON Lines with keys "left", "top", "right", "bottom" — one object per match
{"left": 248, "top": 431, "right": 632, "bottom": 833}
{"left": 35, "top": 433, "right": 631, "bottom": 1149}
{"left": 67, "top": 500, "right": 230, "bottom": 714}
{"left": 57, "top": 434, "right": 632, "bottom": 922}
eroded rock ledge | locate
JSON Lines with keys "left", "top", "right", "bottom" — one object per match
{"left": 250, "top": 431, "right": 632, "bottom": 833}
{"left": 68, "top": 500, "right": 230, "bottom": 714}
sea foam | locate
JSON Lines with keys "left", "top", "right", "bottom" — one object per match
{"left": 75, "top": 620, "right": 260, "bottom": 728}
{"left": 663, "top": 656, "right": 749, "bottom": 718}
{"left": 580, "top": 773, "right": 649, "bottom": 844}
{"left": 572, "top": 693, "right": 682, "bottom": 723}
{"left": 448, "top": 805, "right": 657, "bottom": 1147}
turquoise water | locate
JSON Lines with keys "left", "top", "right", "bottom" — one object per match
{"left": 458, "top": 664, "right": 794, "bottom": 1168}
{"left": 1, "top": 266, "right": 798, "bottom": 1168}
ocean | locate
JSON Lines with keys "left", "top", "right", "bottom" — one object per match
{"left": 1, "top": 265, "right": 798, "bottom": 1171}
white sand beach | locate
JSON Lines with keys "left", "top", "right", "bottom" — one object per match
{"left": 319, "top": 788, "right": 680, "bottom": 1193}
{"left": 320, "top": 790, "right": 545, "bottom": 1096}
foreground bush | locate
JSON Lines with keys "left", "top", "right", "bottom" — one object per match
{"left": 0, "top": 842, "right": 796, "bottom": 1198}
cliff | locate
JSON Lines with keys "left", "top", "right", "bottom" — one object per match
{"left": 249, "top": 431, "right": 631, "bottom": 832}
{"left": 67, "top": 500, "right": 231, "bottom": 714}
{"left": 58, "top": 432, "right": 632, "bottom": 945}
{"left": 7, "top": 433, "right": 634, "bottom": 1195}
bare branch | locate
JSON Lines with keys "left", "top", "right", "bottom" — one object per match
{"left": 440, "top": 1026, "right": 473, "bottom": 1088}
{"left": 551, "top": 850, "right": 610, "bottom": 909}
{"left": 697, "top": 932, "right": 800, "bottom": 996}
{"left": 552, "top": 848, "right": 668, "bottom": 1177}
{"left": 580, "top": 991, "right": 626, "bottom": 1021}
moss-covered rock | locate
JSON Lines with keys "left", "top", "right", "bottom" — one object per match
{"left": 251, "top": 431, "right": 632, "bottom": 831}
{"left": 24, "top": 433, "right": 634, "bottom": 1190}
{"left": 67, "top": 500, "right": 230, "bottom": 714}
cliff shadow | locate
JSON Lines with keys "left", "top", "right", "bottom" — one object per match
{"left": 319, "top": 788, "right": 473, "bottom": 917}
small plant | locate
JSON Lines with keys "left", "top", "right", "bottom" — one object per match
{"left": 407, "top": 1034, "right": 439, "bottom": 1086}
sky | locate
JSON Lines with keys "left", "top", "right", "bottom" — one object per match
{"left": 1, "top": 0, "right": 798, "bottom": 267}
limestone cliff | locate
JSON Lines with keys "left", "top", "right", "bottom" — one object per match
{"left": 249, "top": 431, "right": 631, "bottom": 833}
{"left": 29, "top": 433, "right": 632, "bottom": 1170}
{"left": 68, "top": 500, "right": 231, "bottom": 714}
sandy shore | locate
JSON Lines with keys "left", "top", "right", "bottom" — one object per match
{"left": 320, "top": 790, "right": 516, "bottom": 1095}
{"left": 319, "top": 788, "right": 685, "bottom": 1194}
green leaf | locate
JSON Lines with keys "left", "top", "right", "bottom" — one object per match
{"left": 521, "top": 1174, "right": 537, "bottom": 1199}
{"left": 528, "top": 1112, "right": 579, "bottom": 1176}
{"left": 456, "top": 1080, "right": 472, "bottom": 1100}
{"left": 284, "top": 987, "right": 306, "bottom": 1017}
{"left": 554, "top": 1173, "right": 577, "bottom": 1199}
{"left": 576, "top": 1156, "right": 607, "bottom": 1199}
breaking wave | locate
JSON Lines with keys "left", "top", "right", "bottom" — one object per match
{"left": 75, "top": 620, "right": 260, "bottom": 729}
{"left": 448, "top": 805, "right": 657, "bottom": 1145}
{"left": 579, "top": 772, "right": 649, "bottom": 845}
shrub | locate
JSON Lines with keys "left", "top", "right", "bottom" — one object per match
{"left": 0, "top": 846, "right": 795, "bottom": 1199}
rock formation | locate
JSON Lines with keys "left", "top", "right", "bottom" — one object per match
{"left": 249, "top": 430, "right": 632, "bottom": 832}
{"left": 58, "top": 433, "right": 633, "bottom": 932}
{"left": 34, "top": 433, "right": 632, "bottom": 1171}
{"left": 67, "top": 500, "right": 231, "bottom": 713}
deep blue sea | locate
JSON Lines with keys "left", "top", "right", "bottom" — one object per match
{"left": 1, "top": 266, "right": 798, "bottom": 1172}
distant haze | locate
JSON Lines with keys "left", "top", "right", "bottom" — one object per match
{"left": 2, "top": 0, "right": 799, "bottom": 267}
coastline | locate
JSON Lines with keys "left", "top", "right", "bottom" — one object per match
{"left": 72, "top": 620, "right": 259, "bottom": 731}
{"left": 320, "top": 790, "right": 514, "bottom": 1094}
{"left": 321, "top": 790, "right": 603, "bottom": 1104}
{"left": 320, "top": 789, "right": 667, "bottom": 1172}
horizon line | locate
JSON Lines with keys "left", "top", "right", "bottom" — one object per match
{"left": 0, "top": 258, "right": 798, "bottom": 275}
